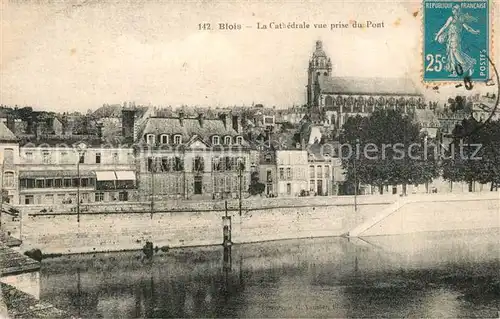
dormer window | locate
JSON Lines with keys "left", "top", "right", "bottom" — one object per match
{"left": 173, "top": 134, "right": 182, "bottom": 145}
{"left": 160, "top": 134, "right": 169, "bottom": 144}
{"left": 146, "top": 134, "right": 155, "bottom": 145}
{"left": 212, "top": 136, "right": 220, "bottom": 145}
{"left": 224, "top": 136, "right": 232, "bottom": 145}
{"left": 235, "top": 136, "right": 243, "bottom": 145}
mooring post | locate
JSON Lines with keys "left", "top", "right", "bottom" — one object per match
{"left": 222, "top": 200, "right": 232, "bottom": 247}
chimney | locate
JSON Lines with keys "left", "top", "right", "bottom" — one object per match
{"left": 198, "top": 113, "right": 204, "bottom": 127}
{"left": 121, "top": 109, "right": 136, "bottom": 143}
{"left": 232, "top": 115, "right": 240, "bottom": 132}
{"left": 219, "top": 113, "right": 228, "bottom": 129}
{"left": 6, "top": 116, "right": 15, "bottom": 133}
{"left": 179, "top": 112, "right": 184, "bottom": 126}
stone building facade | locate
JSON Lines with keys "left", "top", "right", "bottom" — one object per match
{"left": 136, "top": 112, "right": 251, "bottom": 201}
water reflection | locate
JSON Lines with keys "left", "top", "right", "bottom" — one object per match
{"left": 40, "top": 229, "right": 500, "bottom": 318}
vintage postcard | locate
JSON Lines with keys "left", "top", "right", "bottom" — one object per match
{"left": 1, "top": 0, "right": 499, "bottom": 318}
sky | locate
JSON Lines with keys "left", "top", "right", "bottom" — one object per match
{"left": 1, "top": 0, "right": 499, "bottom": 112}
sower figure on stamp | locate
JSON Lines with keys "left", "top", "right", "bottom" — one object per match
{"left": 434, "top": 5, "right": 480, "bottom": 77}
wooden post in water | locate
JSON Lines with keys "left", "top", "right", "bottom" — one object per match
{"left": 222, "top": 200, "right": 232, "bottom": 247}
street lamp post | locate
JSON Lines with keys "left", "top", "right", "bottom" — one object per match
{"left": 75, "top": 143, "right": 87, "bottom": 223}
{"left": 238, "top": 160, "right": 244, "bottom": 216}
{"left": 354, "top": 138, "right": 359, "bottom": 212}
{"left": 150, "top": 157, "right": 155, "bottom": 219}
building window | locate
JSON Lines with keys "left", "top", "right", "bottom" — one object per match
{"left": 36, "top": 179, "right": 45, "bottom": 188}
{"left": 79, "top": 154, "right": 85, "bottom": 164}
{"left": 193, "top": 156, "right": 204, "bottom": 172}
{"left": 310, "top": 180, "right": 315, "bottom": 192}
{"left": 160, "top": 157, "right": 171, "bottom": 172}
{"left": 160, "top": 134, "right": 169, "bottom": 144}
{"left": 309, "top": 165, "right": 315, "bottom": 178}
{"left": 95, "top": 152, "right": 101, "bottom": 164}
{"left": 267, "top": 170, "right": 272, "bottom": 182}
{"left": 265, "top": 154, "right": 272, "bottom": 163}
{"left": 24, "top": 195, "right": 34, "bottom": 205}
{"left": 3, "top": 148, "right": 14, "bottom": 164}
{"left": 81, "top": 178, "right": 88, "bottom": 187}
{"left": 25, "top": 152, "right": 33, "bottom": 162}
{"left": 212, "top": 157, "right": 221, "bottom": 171}
{"left": 325, "top": 165, "right": 330, "bottom": 178}
{"left": 95, "top": 192, "right": 104, "bottom": 202}
{"left": 118, "top": 191, "right": 128, "bottom": 201}
{"left": 112, "top": 152, "right": 118, "bottom": 164}
{"left": 279, "top": 167, "right": 284, "bottom": 180}
{"left": 173, "top": 157, "right": 184, "bottom": 171}
{"left": 147, "top": 158, "right": 155, "bottom": 172}
{"left": 174, "top": 135, "right": 182, "bottom": 145}
{"left": 54, "top": 179, "right": 63, "bottom": 188}
{"left": 235, "top": 136, "right": 243, "bottom": 145}
{"left": 212, "top": 136, "right": 220, "bottom": 145}
{"left": 286, "top": 168, "right": 292, "bottom": 180}
{"left": 26, "top": 179, "right": 35, "bottom": 188}
{"left": 146, "top": 134, "right": 155, "bottom": 145}
{"left": 46, "top": 179, "right": 54, "bottom": 188}
{"left": 316, "top": 165, "right": 322, "bottom": 178}
{"left": 225, "top": 176, "right": 231, "bottom": 193}
{"left": 64, "top": 178, "right": 72, "bottom": 187}
{"left": 42, "top": 151, "right": 51, "bottom": 164}
{"left": 224, "top": 136, "right": 232, "bottom": 145}
{"left": 286, "top": 183, "right": 291, "bottom": 195}
{"left": 3, "top": 172, "right": 14, "bottom": 188}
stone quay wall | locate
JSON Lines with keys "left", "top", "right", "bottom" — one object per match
{"left": 11, "top": 192, "right": 500, "bottom": 255}
{"left": 18, "top": 196, "right": 391, "bottom": 255}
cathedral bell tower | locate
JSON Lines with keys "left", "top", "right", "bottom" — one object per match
{"left": 306, "top": 40, "right": 332, "bottom": 108}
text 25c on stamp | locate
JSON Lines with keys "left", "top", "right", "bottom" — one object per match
{"left": 423, "top": 0, "right": 490, "bottom": 82}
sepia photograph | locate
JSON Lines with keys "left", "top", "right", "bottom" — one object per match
{"left": 0, "top": 0, "right": 499, "bottom": 318}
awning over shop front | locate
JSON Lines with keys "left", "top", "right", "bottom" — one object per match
{"left": 95, "top": 171, "right": 117, "bottom": 181}
{"left": 115, "top": 171, "right": 136, "bottom": 181}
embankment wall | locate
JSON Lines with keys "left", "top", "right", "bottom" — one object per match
{"left": 19, "top": 196, "right": 390, "bottom": 254}
{"left": 358, "top": 193, "right": 500, "bottom": 236}
{"left": 16, "top": 193, "right": 500, "bottom": 254}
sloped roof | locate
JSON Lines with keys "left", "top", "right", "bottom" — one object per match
{"left": 141, "top": 117, "right": 242, "bottom": 145}
{"left": 307, "top": 142, "right": 341, "bottom": 161}
{"left": 318, "top": 76, "right": 421, "bottom": 96}
{"left": 0, "top": 121, "right": 18, "bottom": 142}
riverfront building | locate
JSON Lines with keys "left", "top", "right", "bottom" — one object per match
{"left": 135, "top": 111, "right": 252, "bottom": 201}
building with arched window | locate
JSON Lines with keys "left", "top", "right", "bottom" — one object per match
{"left": 305, "top": 40, "right": 424, "bottom": 129}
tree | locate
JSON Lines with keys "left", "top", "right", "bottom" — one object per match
{"left": 443, "top": 117, "right": 500, "bottom": 190}
{"left": 340, "top": 109, "right": 440, "bottom": 195}
{"left": 448, "top": 95, "right": 473, "bottom": 113}
{"left": 248, "top": 171, "right": 265, "bottom": 196}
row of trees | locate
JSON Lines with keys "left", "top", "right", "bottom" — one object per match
{"left": 442, "top": 117, "right": 500, "bottom": 191}
{"left": 340, "top": 108, "right": 500, "bottom": 194}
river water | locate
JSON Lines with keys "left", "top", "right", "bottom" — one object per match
{"left": 40, "top": 229, "right": 499, "bottom": 318}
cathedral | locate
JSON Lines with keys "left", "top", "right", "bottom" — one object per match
{"left": 304, "top": 40, "right": 425, "bottom": 130}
